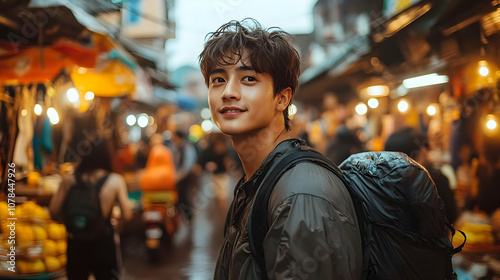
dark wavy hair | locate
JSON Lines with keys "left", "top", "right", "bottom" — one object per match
{"left": 199, "top": 18, "right": 301, "bottom": 131}
{"left": 74, "top": 136, "right": 113, "bottom": 177}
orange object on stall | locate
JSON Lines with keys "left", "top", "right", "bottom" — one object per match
{"left": 140, "top": 145, "right": 176, "bottom": 191}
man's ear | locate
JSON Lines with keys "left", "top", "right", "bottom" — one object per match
{"left": 276, "top": 87, "right": 292, "bottom": 112}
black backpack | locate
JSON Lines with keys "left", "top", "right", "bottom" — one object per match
{"left": 248, "top": 144, "right": 466, "bottom": 280}
{"left": 63, "top": 174, "right": 110, "bottom": 241}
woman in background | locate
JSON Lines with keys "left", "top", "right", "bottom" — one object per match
{"left": 49, "top": 136, "right": 132, "bottom": 280}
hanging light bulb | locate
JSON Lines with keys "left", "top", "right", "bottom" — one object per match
{"left": 426, "top": 104, "right": 438, "bottom": 116}
{"left": 66, "top": 87, "right": 80, "bottom": 104}
{"left": 398, "top": 99, "right": 409, "bottom": 113}
{"left": 137, "top": 114, "right": 149, "bottom": 128}
{"left": 485, "top": 114, "right": 498, "bottom": 132}
{"left": 478, "top": 60, "right": 490, "bottom": 77}
{"left": 84, "top": 91, "right": 95, "bottom": 100}
{"left": 47, "top": 107, "right": 59, "bottom": 125}
{"left": 355, "top": 102, "right": 368, "bottom": 115}
{"left": 34, "top": 104, "right": 42, "bottom": 116}
{"left": 368, "top": 98, "right": 379, "bottom": 109}
{"left": 486, "top": 119, "right": 497, "bottom": 130}
{"left": 126, "top": 115, "right": 136, "bottom": 126}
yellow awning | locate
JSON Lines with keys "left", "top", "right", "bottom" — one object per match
{"left": 70, "top": 60, "right": 135, "bottom": 97}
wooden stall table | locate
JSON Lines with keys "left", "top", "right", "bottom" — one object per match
{"left": 13, "top": 183, "right": 55, "bottom": 207}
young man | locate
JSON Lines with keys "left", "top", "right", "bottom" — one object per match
{"left": 199, "top": 19, "right": 362, "bottom": 279}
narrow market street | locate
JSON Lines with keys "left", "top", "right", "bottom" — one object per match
{"left": 120, "top": 172, "right": 237, "bottom": 280}
{"left": 2, "top": 1, "right": 500, "bottom": 280}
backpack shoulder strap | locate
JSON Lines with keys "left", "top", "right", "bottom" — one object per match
{"left": 94, "top": 173, "right": 110, "bottom": 193}
{"left": 248, "top": 147, "right": 345, "bottom": 280}
{"left": 94, "top": 173, "right": 111, "bottom": 218}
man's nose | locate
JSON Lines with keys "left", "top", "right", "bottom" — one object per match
{"left": 221, "top": 78, "right": 241, "bottom": 100}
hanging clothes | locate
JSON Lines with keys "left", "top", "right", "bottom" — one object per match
{"left": 33, "top": 116, "right": 53, "bottom": 170}
{"left": 13, "top": 85, "right": 35, "bottom": 171}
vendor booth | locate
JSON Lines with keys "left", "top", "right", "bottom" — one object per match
{"left": 0, "top": 3, "right": 141, "bottom": 278}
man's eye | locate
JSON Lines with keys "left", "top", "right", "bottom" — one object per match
{"left": 243, "top": 76, "right": 256, "bottom": 82}
{"left": 212, "top": 77, "right": 225, "bottom": 84}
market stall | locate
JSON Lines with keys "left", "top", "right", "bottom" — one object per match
{"left": 0, "top": 3, "right": 141, "bottom": 277}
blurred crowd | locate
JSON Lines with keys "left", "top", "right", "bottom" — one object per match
{"left": 288, "top": 92, "right": 500, "bottom": 241}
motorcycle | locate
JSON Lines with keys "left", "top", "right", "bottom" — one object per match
{"left": 142, "top": 191, "right": 180, "bottom": 263}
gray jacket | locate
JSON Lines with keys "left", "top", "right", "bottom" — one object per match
{"left": 214, "top": 139, "right": 362, "bottom": 280}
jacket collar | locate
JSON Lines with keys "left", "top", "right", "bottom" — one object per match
{"left": 238, "top": 138, "right": 305, "bottom": 196}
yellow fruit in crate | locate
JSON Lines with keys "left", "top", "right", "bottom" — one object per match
{"left": 47, "top": 223, "right": 65, "bottom": 240}
{"left": 21, "top": 201, "right": 37, "bottom": 220}
{"left": 58, "top": 254, "right": 67, "bottom": 267}
{"left": 43, "top": 239, "right": 57, "bottom": 256}
{"left": 32, "top": 226, "right": 48, "bottom": 241}
{"left": 47, "top": 223, "right": 57, "bottom": 239}
{"left": 1, "top": 220, "right": 11, "bottom": 235}
{"left": 59, "top": 224, "right": 67, "bottom": 238}
{"left": 0, "top": 201, "right": 8, "bottom": 220}
{"left": 27, "top": 171, "right": 41, "bottom": 187}
{"left": 56, "top": 240, "right": 67, "bottom": 255}
{"left": 29, "top": 259, "right": 46, "bottom": 274}
{"left": 34, "top": 207, "right": 50, "bottom": 220}
{"left": 13, "top": 207, "right": 23, "bottom": 219}
{"left": 44, "top": 256, "right": 61, "bottom": 272}
{"left": 17, "top": 224, "right": 35, "bottom": 243}
{"left": 17, "top": 260, "right": 30, "bottom": 274}
{"left": 23, "top": 200, "right": 37, "bottom": 207}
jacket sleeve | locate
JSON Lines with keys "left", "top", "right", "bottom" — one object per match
{"left": 263, "top": 162, "right": 362, "bottom": 280}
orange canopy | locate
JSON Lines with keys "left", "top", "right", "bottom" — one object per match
{"left": 51, "top": 38, "right": 99, "bottom": 68}
{"left": 0, "top": 36, "right": 101, "bottom": 85}
{"left": 0, "top": 47, "right": 72, "bottom": 84}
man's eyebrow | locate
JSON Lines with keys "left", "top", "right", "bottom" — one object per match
{"left": 209, "top": 68, "right": 226, "bottom": 76}
{"left": 209, "top": 65, "right": 255, "bottom": 76}
{"left": 236, "top": 65, "right": 255, "bottom": 72}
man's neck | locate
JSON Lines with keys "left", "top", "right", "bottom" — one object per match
{"left": 231, "top": 127, "right": 291, "bottom": 181}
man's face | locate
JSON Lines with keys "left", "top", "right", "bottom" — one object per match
{"left": 208, "top": 50, "right": 282, "bottom": 137}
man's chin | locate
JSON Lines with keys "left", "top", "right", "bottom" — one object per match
{"left": 218, "top": 128, "right": 241, "bottom": 137}
{"left": 217, "top": 126, "right": 249, "bottom": 137}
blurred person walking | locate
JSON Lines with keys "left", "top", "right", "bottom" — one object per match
{"left": 49, "top": 136, "right": 133, "bottom": 280}
{"left": 199, "top": 18, "right": 362, "bottom": 279}
{"left": 326, "top": 124, "right": 365, "bottom": 165}
{"left": 467, "top": 134, "right": 500, "bottom": 216}
{"left": 168, "top": 130, "right": 199, "bottom": 223}
{"left": 198, "top": 133, "right": 236, "bottom": 174}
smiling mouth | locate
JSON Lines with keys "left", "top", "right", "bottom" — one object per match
{"left": 220, "top": 108, "right": 246, "bottom": 116}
